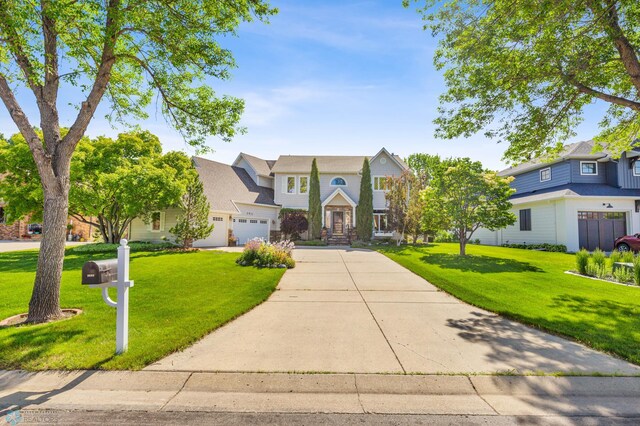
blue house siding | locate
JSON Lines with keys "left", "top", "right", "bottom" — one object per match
{"left": 617, "top": 153, "right": 640, "bottom": 189}
{"left": 511, "top": 162, "right": 570, "bottom": 194}
{"left": 568, "top": 159, "right": 608, "bottom": 184}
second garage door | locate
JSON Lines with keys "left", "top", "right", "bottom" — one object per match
{"left": 233, "top": 218, "right": 269, "bottom": 244}
{"left": 193, "top": 215, "right": 228, "bottom": 247}
{"left": 578, "top": 211, "right": 626, "bottom": 251}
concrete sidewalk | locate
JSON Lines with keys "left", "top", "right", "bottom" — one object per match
{"left": 1, "top": 370, "right": 640, "bottom": 420}
{"left": 147, "top": 247, "right": 639, "bottom": 375}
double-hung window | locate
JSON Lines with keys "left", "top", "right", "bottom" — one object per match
{"left": 299, "top": 176, "right": 308, "bottom": 194}
{"left": 373, "top": 176, "right": 388, "bottom": 191}
{"left": 285, "top": 176, "right": 296, "bottom": 194}
{"left": 580, "top": 161, "right": 597, "bottom": 175}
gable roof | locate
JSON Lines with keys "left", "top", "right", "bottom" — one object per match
{"left": 270, "top": 149, "right": 408, "bottom": 174}
{"left": 370, "top": 147, "right": 409, "bottom": 170}
{"left": 233, "top": 152, "right": 275, "bottom": 178}
{"left": 499, "top": 140, "right": 609, "bottom": 177}
{"left": 193, "top": 157, "right": 277, "bottom": 213}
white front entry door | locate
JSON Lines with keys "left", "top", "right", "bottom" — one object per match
{"left": 233, "top": 218, "right": 269, "bottom": 245}
{"left": 193, "top": 214, "right": 228, "bottom": 247}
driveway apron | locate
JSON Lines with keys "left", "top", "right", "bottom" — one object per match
{"left": 147, "top": 248, "right": 640, "bottom": 375}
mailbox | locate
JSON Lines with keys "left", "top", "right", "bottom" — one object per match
{"left": 82, "top": 259, "right": 118, "bottom": 285}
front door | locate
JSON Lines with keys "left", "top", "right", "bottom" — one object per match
{"left": 332, "top": 211, "right": 344, "bottom": 234}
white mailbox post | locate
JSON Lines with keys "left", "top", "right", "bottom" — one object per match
{"left": 89, "top": 239, "right": 134, "bottom": 354}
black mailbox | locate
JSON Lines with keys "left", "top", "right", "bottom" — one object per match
{"left": 82, "top": 259, "right": 118, "bottom": 285}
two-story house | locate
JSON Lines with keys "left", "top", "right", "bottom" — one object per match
{"left": 475, "top": 140, "right": 640, "bottom": 252}
{"left": 128, "top": 147, "right": 408, "bottom": 246}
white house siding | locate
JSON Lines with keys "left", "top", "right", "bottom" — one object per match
{"left": 370, "top": 151, "right": 404, "bottom": 210}
{"left": 235, "top": 158, "right": 258, "bottom": 184}
{"left": 257, "top": 175, "right": 274, "bottom": 189}
{"left": 232, "top": 202, "right": 280, "bottom": 231}
{"left": 129, "top": 207, "right": 181, "bottom": 243}
{"left": 274, "top": 173, "right": 361, "bottom": 208}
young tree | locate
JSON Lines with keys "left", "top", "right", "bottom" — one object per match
{"left": 307, "top": 158, "right": 322, "bottom": 239}
{"left": 279, "top": 209, "right": 309, "bottom": 240}
{"left": 0, "top": 1, "right": 274, "bottom": 323}
{"left": 385, "top": 171, "right": 412, "bottom": 245}
{"left": 170, "top": 175, "right": 214, "bottom": 249}
{"left": 409, "top": 0, "right": 640, "bottom": 162}
{"left": 0, "top": 131, "right": 190, "bottom": 244}
{"left": 407, "top": 153, "right": 441, "bottom": 242}
{"left": 422, "top": 158, "right": 516, "bottom": 256}
{"left": 356, "top": 158, "right": 373, "bottom": 241}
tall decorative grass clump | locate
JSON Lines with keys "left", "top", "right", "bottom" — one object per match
{"left": 575, "top": 249, "right": 590, "bottom": 275}
{"left": 609, "top": 250, "right": 622, "bottom": 265}
{"left": 634, "top": 256, "right": 640, "bottom": 286}
{"left": 591, "top": 248, "right": 606, "bottom": 268}
{"left": 622, "top": 251, "right": 635, "bottom": 263}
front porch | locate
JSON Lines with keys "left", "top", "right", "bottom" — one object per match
{"left": 322, "top": 189, "right": 356, "bottom": 243}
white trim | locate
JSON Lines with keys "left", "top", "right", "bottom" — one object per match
{"left": 283, "top": 175, "right": 297, "bottom": 194}
{"left": 298, "top": 176, "right": 309, "bottom": 194}
{"left": 539, "top": 167, "right": 551, "bottom": 182}
{"left": 329, "top": 176, "right": 348, "bottom": 187}
{"left": 373, "top": 175, "right": 388, "bottom": 191}
{"left": 232, "top": 201, "right": 280, "bottom": 209}
{"left": 370, "top": 147, "right": 408, "bottom": 171}
{"left": 148, "top": 211, "right": 165, "bottom": 232}
{"left": 579, "top": 161, "right": 598, "bottom": 175}
{"left": 322, "top": 188, "right": 357, "bottom": 207}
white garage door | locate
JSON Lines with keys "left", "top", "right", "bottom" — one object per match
{"left": 233, "top": 218, "right": 269, "bottom": 245}
{"left": 193, "top": 215, "right": 227, "bottom": 247}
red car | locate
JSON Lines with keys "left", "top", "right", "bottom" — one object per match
{"left": 614, "top": 234, "right": 640, "bottom": 252}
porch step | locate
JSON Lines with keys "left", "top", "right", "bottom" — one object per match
{"left": 327, "top": 237, "right": 350, "bottom": 246}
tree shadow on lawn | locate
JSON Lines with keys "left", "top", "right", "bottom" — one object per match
{"left": 0, "top": 327, "right": 84, "bottom": 370}
{"left": 420, "top": 253, "right": 543, "bottom": 274}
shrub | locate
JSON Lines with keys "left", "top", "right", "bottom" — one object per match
{"left": 68, "top": 241, "right": 176, "bottom": 254}
{"left": 613, "top": 266, "right": 633, "bottom": 284}
{"left": 236, "top": 238, "right": 295, "bottom": 269}
{"left": 575, "top": 249, "right": 589, "bottom": 275}
{"left": 500, "top": 243, "right": 567, "bottom": 252}
{"left": 585, "top": 262, "right": 607, "bottom": 279}
{"left": 609, "top": 250, "right": 622, "bottom": 265}
{"left": 280, "top": 210, "right": 308, "bottom": 240}
{"left": 634, "top": 256, "right": 640, "bottom": 286}
{"left": 622, "top": 251, "right": 635, "bottom": 263}
{"left": 434, "top": 231, "right": 457, "bottom": 242}
{"left": 591, "top": 248, "right": 606, "bottom": 268}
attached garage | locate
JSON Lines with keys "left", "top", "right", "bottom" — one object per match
{"left": 232, "top": 218, "right": 269, "bottom": 245}
{"left": 193, "top": 214, "right": 228, "bottom": 247}
{"left": 578, "top": 211, "right": 626, "bottom": 251}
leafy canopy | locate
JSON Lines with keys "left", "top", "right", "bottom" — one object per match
{"left": 421, "top": 158, "right": 516, "bottom": 255}
{"left": 408, "top": 0, "right": 640, "bottom": 162}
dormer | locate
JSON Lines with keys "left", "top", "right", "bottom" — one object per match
{"left": 232, "top": 153, "right": 275, "bottom": 189}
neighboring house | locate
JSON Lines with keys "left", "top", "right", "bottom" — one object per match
{"left": 475, "top": 140, "right": 640, "bottom": 252}
{"left": 128, "top": 147, "right": 408, "bottom": 246}
{"left": 0, "top": 202, "right": 94, "bottom": 241}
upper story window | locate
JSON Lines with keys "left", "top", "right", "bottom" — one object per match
{"left": 633, "top": 160, "right": 640, "bottom": 176}
{"left": 373, "top": 176, "right": 389, "bottom": 191}
{"left": 150, "top": 211, "right": 164, "bottom": 232}
{"left": 299, "top": 176, "right": 308, "bottom": 194}
{"left": 580, "top": 161, "right": 598, "bottom": 175}
{"left": 285, "top": 176, "right": 296, "bottom": 193}
{"left": 330, "top": 177, "right": 347, "bottom": 186}
{"left": 539, "top": 167, "right": 551, "bottom": 182}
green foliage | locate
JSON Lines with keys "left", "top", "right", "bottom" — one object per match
{"left": 170, "top": 175, "right": 215, "bottom": 248}
{"left": 236, "top": 239, "right": 295, "bottom": 269}
{"left": 575, "top": 249, "right": 590, "bottom": 275}
{"left": 501, "top": 243, "right": 567, "bottom": 253}
{"left": 308, "top": 159, "right": 322, "bottom": 239}
{"left": 409, "top": 0, "right": 640, "bottom": 161}
{"left": 613, "top": 266, "right": 633, "bottom": 284}
{"left": 434, "top": 231, "right": 457, "bottom": 243}
{"left": 421, "top": 157, "right": 516, "bottom": 255}
{"left": 0, "top": 249, "right": 283, "bottom": 370}
{"left": 406, "top": 153, "right": 442, "bottom": 187}
{"left": 0, "top": 131, "right": 191, "bottom": 243}
{"left": 591, "top": 248, "right": 607, "bottom": 269}
{"left": 293, "top": 240, "right": 327, "bottom": 246}
{"left": 634, "top": 256, "right": 640, "bottom": 286}
{"left": 622, "top": 251, "right": 636, "bottom": 263}
{"left": 609, "top": 250, "right": 623, "bottom": 265}
{"left": 68, "top": 241, "right": 176, "bottom": 254}
{"left": 377, "top": 243, "right": 640, "bottom": 365}
{"left": 586, "top": 263, "right": 608, "bottom": 279}
{"left": 280, "top": 210, "right": 309, "bottom": 240}
{"left": 356, "top": 158, "right": 373, "bottom": 241}
{"left": 385, "top": 170, "right": 415, "bottom": 244}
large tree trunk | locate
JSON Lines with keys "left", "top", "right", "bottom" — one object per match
{"left": 26, "top": 186, "right": 69, "bottom": 323}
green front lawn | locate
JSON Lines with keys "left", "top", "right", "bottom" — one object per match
{"left": 377, "top": 243, "right": 640, "bottom": 365}
{"left": 0, "top": 249, "right": 284, "bottom": 370}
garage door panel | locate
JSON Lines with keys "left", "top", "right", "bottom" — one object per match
{"left": 578, "top": 211, "right": 626, "bottom": 252}
{"left": 193, "top": 215, "right": 227, "bottom": 247}
{"left": 233, "top": 218, "right": 269, "bottom": 245}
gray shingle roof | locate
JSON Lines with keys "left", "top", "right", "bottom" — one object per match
{"left": 511, "top": 183, "right": 640, "bottom": 201}
{"left": 193, "top": 157, "right": 276, "bottom": 213}
{"left": 499, "top": 140, "right": 607, "bottom": 177}
{"left": 270, "top": 152, "right": 408, "bottom": 174}
{"left": 239, "top": 152, "right": 275, "bottom": 177}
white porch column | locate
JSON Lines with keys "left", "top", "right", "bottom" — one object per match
{"left": 322, "top": 205, "right": 325, "bottom": 227}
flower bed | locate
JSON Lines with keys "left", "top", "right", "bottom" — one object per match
{"left": 236, "top": 238, "right": 296, "bottom": 269}
{"left": 573, "top": 248, "right": 640, "bottom": 285}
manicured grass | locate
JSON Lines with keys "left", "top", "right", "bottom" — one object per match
{"left": 377, "top": 243, "right": 640, "bottom": 365}
{"left": 0, "top": 249, "right": 284, "bottom": 370}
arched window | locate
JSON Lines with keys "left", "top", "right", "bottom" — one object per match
{"left": 330, "top": 177, "right": 347, "bottom": 186}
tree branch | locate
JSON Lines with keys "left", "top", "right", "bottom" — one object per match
{"left": 41, "top": 0, "right": 61, "bottom": 156}
{"left": 564, "top": 74, "right": 640, "bottom": 111}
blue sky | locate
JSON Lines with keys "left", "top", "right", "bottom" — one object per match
{"left": 0, "top": 0, "right": 604, "bottom": 170}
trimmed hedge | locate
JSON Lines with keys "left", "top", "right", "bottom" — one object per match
{"left": 501, "top": 243, "right": 567, "bottom": 252}
{"left": 68, "top": 241, "right": 177, "bottom": 254}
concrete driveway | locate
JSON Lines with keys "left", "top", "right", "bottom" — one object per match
{"left": 0, "top": 240, "right": 86, "bottom": 252}
{"left": 147, "top": 248, "right": 640, "bottom": 375}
